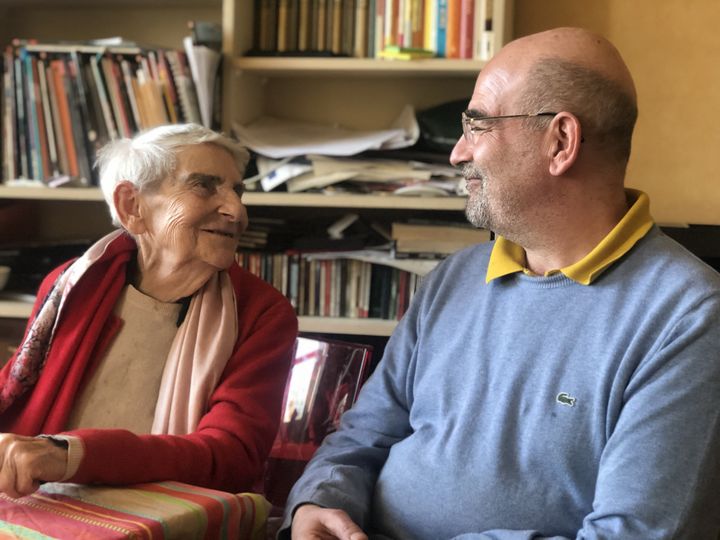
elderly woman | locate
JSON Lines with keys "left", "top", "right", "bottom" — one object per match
{"left": 0, "top": 124, "right": 298, "bottom": 497}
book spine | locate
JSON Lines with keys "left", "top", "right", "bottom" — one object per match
{"left": 354, "top": 0, "right": 369, "bottom": 57}
{"left": 474, "top": 0, "right": 493, "bottom": 60}
{"left": 90, "top": 54, "right": 119, "bottom": 141}
{"left": 341, "top": 0, "right": 355, "bottom": 56}
{"left": 277, "top": 0, "right": 290, "bottom": 52}
{"left": 120, "top": 58, "right": 143, "bottom": 131}
{"left": 330, "top": 0, "right": 343, "bottom": 54}
{"left": 445, "top": 0, "right": 461, "bottom": 59}
{"left": 424, "top": 0, "right": 438, "bottom": 53}
{"left": 157, "top": 50, "right": 179, "bottom": 124}
{"left": 410, "top": 0, "right": 424, "bottom": 49}
{"left": 2, "top": 47, "right": 16, "bottom": 180}
{"left": 36, "top": 57, "right": 59, "bottom": 178}
{"left": 62, "top": 57, "right": 92, "bottom": 184}
{"left": 436, "top": 0, "right": 448, "bottom": 57}
{"left": 298, "top": 0, "right": 312, "bottom": 51}
{"left": 459, "top": 0, "right": 474, "bottom": 59}
{"left": 101, "top": 56, "right": 129, "bottom": 138}
{"left": 50, "top": 59, "right": 79, "bottom": 178}
{"left": 373, "top": 0, "right": 385, "bottom": 56}
{"left": 45, "top": 61, "right": 70, "bottom": 176}
{"left": 23, "top": 51, "right": 44, "bottom": 180}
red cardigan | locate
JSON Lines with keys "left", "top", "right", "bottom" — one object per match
{"left": 0, "top": 235, "right": 298, "bottom": 493}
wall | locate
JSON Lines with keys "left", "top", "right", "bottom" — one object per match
{"left": 515, "top": 0, "right": 720, "bottom": 225}
{"left": 0, "top": 5, "right": 220, "bottom": 51}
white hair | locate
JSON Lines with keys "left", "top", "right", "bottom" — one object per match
{"left": 96, "top": 123, "right": 251, "bottom": 226}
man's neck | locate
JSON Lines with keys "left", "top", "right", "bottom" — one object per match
{"left": 522, "top": 190, "right": 629, "bottom": 275}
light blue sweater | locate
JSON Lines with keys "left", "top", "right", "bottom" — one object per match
{"left": 282, "top": 226, "right": 720, "bottom": 539}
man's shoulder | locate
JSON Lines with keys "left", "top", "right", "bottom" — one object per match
{"left": 635, "top": 228, "right": 720, "bottom": 288}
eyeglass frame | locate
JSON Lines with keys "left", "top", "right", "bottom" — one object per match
{"left": 461, "top": 110, "right": 559, "bottom": 145}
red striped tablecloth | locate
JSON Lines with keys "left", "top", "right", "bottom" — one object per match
{"left": 0, "top": 481, "right": 270, "bottom": 539}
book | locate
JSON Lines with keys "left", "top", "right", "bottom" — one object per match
{"left": 377, "top": 45, "right": 434, "bottom": 60}
{"left": 45, "top": 60, "right": 70, "bottom": 176}
{"left": 36, "top": 57, "right": 59, "bottom": 178}
{"left": 2, "top": 47, "right": 16, "bottom": 180}
{"left": 459, "top": 0, "right": 474, "bottom": 59}
{"left": 49, "top": 59, "right": 79, "bottom": 178}
{"left": 423, "top": 0, "right": 438, "bottom": 53}
{"left": 473, "top": 0, "right": 493, "bottom": 60}
{"left": 372, "top": 0, "right": 385, "bottom": 57}
{"left": 62, "top": 57, "right": 92, "bottom": 184}
{"left": 90, "top": 54, "right": 119, "bottom": 141}
{"left": 341, "top": 0, "right": 355, "bottom": 56}
{"left": 298, "top": 0, "right": 312, "bottom": 51}
{"left": 436, "top": 0, "right": 448, "bottom": 57}
{"left": 329, "top": 0, "right": 343, "bottom": 54}
{"left": 392, "top": 221, "right": 491, "bottom": 256}
{"left": 445, "top": 0, "right": 461, "bottom": 58}
{"left": 354, "top": 0, "right": 369, "bottom": 58}
{"left": 410, "top": 0, "right": 424, "bottom": 48}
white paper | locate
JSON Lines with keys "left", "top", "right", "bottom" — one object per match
{"left": 232, "top": 105, "right": 419, "bottom": 159}
{"left": 303, "top": 249, "right": 440, "bottom": 277}
{"left": 183, "top": 37, "right": 220, "bottom": 128}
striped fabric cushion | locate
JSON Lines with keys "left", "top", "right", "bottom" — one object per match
{"left": 0, "top": 481, "right": 270, "bottom": 539}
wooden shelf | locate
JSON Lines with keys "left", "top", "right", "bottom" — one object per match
{"left": 298, "top": 316, "right": 396, "bottom": 336}
{"left": 233, "top": 57, "right": 487, "bottom": 77}
{"left": 0, "top": 185, "right": 104, "bottom": 201}
{"left": 0, "top": 300, "right": 33, "bottom": 319}
{"left": 0, "top": 186, "right": 467, "bottom": 210}
{"left": 0, "top": 299, "right": 397, "bottom": 336}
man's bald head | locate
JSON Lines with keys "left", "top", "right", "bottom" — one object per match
{"left": 490, "top": 28, "right": 638, "bottom": 165}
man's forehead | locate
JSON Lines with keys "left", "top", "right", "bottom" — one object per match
{"left": 469, "top": 65, "right": 521, "bottom": 115}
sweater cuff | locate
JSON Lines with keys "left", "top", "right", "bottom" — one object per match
{"left": 47, "top": 435, "right": 85, "bottom": 481}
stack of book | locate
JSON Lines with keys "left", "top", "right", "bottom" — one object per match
{"left": 392, "top": 220, "right": 491, "bottom": 257}
{"left": 236, "top": 250, "right": 421, "bottom": 321}
{"left": 1, "top": 40, "right": 201, "bottom": 185}
{"left": 251, "top": 0, "right": 497, "bottom": 60}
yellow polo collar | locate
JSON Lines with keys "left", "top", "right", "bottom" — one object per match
{"left": 486, "top": 189, "right": 654, "bottom": 285}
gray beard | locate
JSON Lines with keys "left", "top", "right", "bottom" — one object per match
{"left": 465, "top": 185, "right": 491, "bottom": 229}
{"left": 462, "top": 164, "right": 493, "bottom": 230}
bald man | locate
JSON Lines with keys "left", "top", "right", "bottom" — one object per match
{"left": 280, "top": 28, "right": 720, "bottom": 540}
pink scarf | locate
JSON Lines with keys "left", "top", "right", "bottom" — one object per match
{"left": 0, "top": 230, "right": 238, "bottom": 435}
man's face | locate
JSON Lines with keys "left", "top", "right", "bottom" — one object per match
{"left": 138, "top": 143, "right": 248, "bottom": 271}
{"left": 450, "top": 62, "right": 548, "bottom": 238}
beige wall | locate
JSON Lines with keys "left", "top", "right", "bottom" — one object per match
{"left": 515, "top": 0, "right": 720, "bottom": 225}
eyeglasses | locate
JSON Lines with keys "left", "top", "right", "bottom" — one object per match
{"left": 461, "top": 111, "right": 558, "bottom": 145}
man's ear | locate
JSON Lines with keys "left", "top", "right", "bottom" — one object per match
{"left": 547, "top": 112, "right": 582, "bottom": 176}
{"left": 114, "top": 181, "right": 146, "bottom": 234}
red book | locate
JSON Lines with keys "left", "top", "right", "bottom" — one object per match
{"left": 459, "top": 0, "right": 475, "bottom": 58}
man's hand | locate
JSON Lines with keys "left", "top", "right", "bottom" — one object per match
{"left": 0, "top": 434, "right": 68, "bottom": 498}
{"left": 292, "top": 504, "right": 368, "bottom": 540}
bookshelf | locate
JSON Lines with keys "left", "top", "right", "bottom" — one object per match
{"left": 0, "top": 0, "right": 514, "bottom": 339}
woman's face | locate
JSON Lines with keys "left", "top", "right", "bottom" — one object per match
{"left": 138, "top": 143, "right": 248, "bottom": 271}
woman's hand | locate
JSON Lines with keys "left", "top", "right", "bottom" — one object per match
{"left": 0, "top": 434, "right": 68, "bottom": 498}
{"left": 292, "top": 504, "right": 368, "bottom": 540}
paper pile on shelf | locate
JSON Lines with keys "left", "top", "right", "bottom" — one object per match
{"left": 233, "top": 105, "right": 419, "bottom": 159}
{"left": 247, "top": 154, "right": 463, "bottom": 196}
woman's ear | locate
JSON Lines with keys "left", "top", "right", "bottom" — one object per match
{"left": 114, "top": 181, "right": 146, "bottom": 234}
{"left": 547, "top": 112, "right": 582, "bottom": 176}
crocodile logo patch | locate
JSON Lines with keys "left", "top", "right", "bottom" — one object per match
{"left": 556, "top": 392, "right": 576, "bottom": 407}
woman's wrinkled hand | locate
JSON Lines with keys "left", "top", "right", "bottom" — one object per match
{"left": 0, "top": 434, "right": 67, "bottom": 498}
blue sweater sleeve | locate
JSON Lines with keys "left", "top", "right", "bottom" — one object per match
{"left": 279, "top": 288, "right": 422, "bottom": 533}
